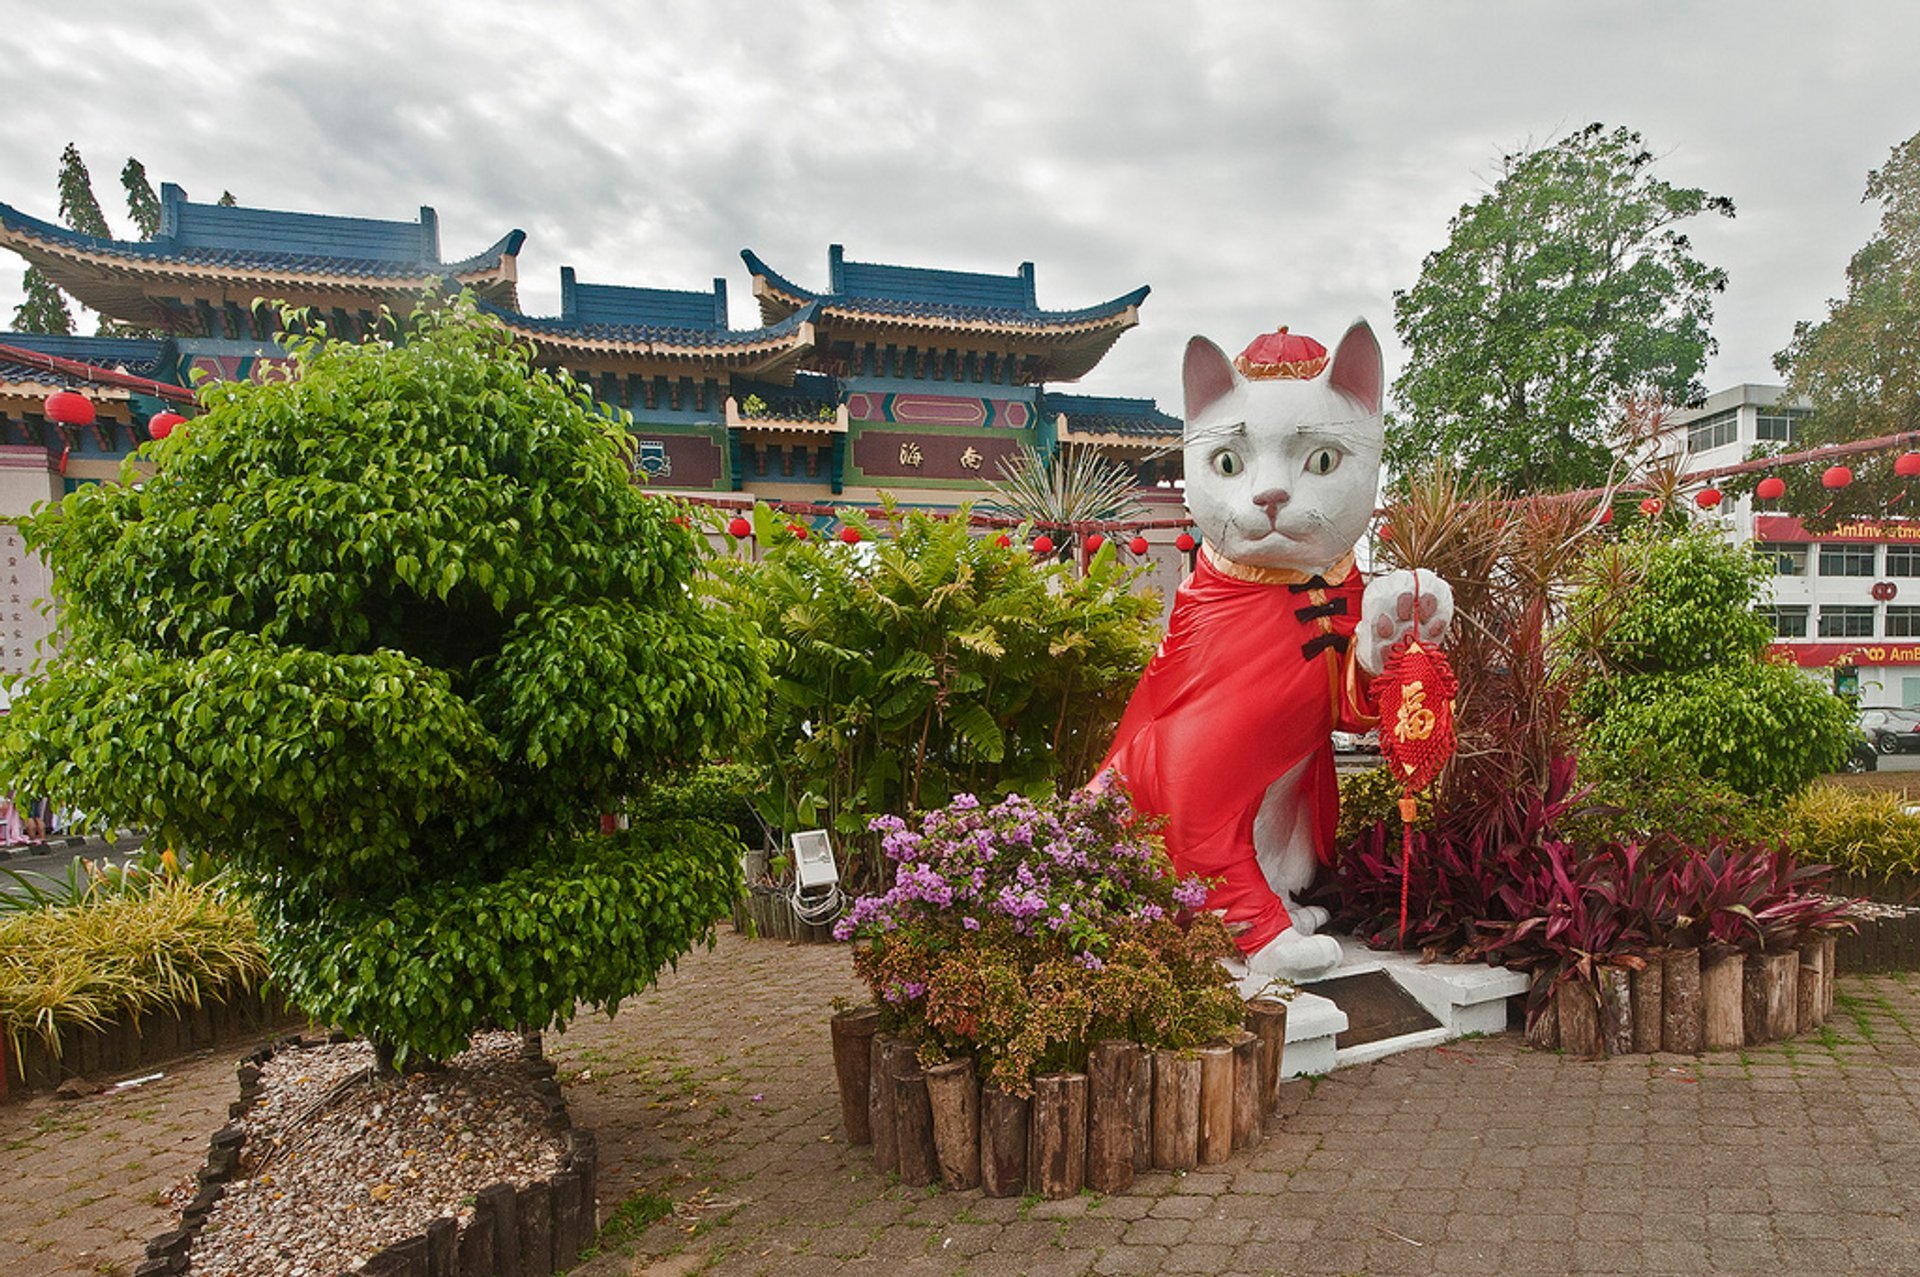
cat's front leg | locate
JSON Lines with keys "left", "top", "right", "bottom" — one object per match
{"left": 1358, "top": 568, "right": 1454, "bottom": 675}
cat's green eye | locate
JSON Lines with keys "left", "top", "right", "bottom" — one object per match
{"left": 1211, "top": 449, "right": 1243, "bottom": 477}
{"left": 1306, "top": 447, "right": 1341, "bottom": 476}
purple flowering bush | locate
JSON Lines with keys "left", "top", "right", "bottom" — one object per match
{"left": 842, "top": 785, "right": 1246, "bottom": 1094}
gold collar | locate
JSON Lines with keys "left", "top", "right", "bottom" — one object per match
{"left": 1201, "top": 542, "right": 1356, "bottom": 587}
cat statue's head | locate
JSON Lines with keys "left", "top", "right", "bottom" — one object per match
{"left": 1182, "top": 321, "right": 1384, "bottom": 573}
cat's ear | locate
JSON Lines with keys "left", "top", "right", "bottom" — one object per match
{"left": 1183, "top": 336, "right": 1238, "bottom": 424}
{"left": 1329, "top": 320, "right": 1384, "bottom": 416}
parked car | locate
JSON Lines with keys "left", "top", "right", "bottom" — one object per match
{"left": 1331, "top": 729, "right": 1380, "bottom": 754}
{"left": 1844, "top": 730, "right": 1880, "bottom": 774}
{"left": 1857, "top": 707, "right": 1920, "bottom": 755}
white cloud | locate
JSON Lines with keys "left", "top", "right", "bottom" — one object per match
{"left": 2, "top": 0, "right": 1916, "bottom": 416}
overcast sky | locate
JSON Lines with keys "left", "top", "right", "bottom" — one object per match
{"left": 3, "top": 1, "right": 1917, "bottom": 414}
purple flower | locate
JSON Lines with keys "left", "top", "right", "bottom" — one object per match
{"left": 1172, "top": 876, "right": 1210, "bottom": 910}
{"left": 1076, "top": 952, "right": 1105, "bottom": 972}
{"left": 962, "top": 916, "right": 980, "bottom": 931}
{"left": 952, "top": 793, "right": 980, "bottom": 811}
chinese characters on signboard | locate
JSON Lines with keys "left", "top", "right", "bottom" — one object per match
{"left": 0, "top": 527, "right": 56, "bottom": 677}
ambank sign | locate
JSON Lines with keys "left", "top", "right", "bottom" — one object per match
{"left": 1773, "top": 641, "right": 1920, "bottom": 668}
{"left": 1753, "top": 515, "right": 1920, "bottom": 544}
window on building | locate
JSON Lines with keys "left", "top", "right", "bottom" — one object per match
{"left": 1766, "top": 543, "right": 1809, "bottom": 576}
{"left": 1686, "top": 409, "right": 1738, "bottom": 452}
{"left": 1758, "top": 605, "right": 1810, "bottom": 638}
{"left": 1818, "top": 605, "right": 1876, "bottom": 638}
{"left": 1755, "top": 409, "right": 1807, "bottom": 443}
{"left": 1819, "top": 544, "right": 1877, "bottom": 576}
{"left": 1889, "top": 606, "right": 1920, "bottom": 638}
{"left": 1888, "top": 545, "right": 1920, "bottom": 576}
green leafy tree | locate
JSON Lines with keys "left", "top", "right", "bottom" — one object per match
{"left": 713, "top": 503, "right": 1159, "bottom": 885}
{"left": 55, "top": 142, "right": 110, "bottom": 239}
{"left": 1762, "top": 128, "right": 1920, "bottom": 526}
{"left": 0, "top": 297, "right": 767, "bottom": 1066}
{"left": 11, "top": 268, "right": 73, "bottom": 334}
{"left": 1562, "top": 526, "right": 1851, "bottom": 799}
{"left": 1389, "top": 123, "right": 1734, "bottom": 492}
{"left": 120, "top": 158, "right": 161, "bottom": 239}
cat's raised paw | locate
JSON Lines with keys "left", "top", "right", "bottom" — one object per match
{"left": 1359, "top": 568, "right": 1454, "bottom": 674}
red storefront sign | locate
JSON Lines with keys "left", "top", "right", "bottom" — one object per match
{"left": 1770, "top": 641, "right": 1920, "bottom": 668}
{"left": 1753, "top": 515, "right": 1920, "bottom": 544}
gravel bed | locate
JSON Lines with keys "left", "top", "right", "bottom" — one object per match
{"left": 184, "top": 1031, "right": 565, "bottom": 1275}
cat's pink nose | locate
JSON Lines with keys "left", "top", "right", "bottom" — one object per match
{"left": 1252, "top": 487, "right": 1290, "bottom": 516}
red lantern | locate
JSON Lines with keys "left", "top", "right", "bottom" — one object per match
{"left": 43, "top": 390, "right": 94, "bottom": 427}
{"left": 1128, "top": 535, "right": 1149, "bottom": 555}
{"left": 1032, "top": 535, "right": 1054, "bottom": 556}
{"left": 1756, "top": 476, "right": 1786, "bottom": 500}
{"left": 147, "top": 411, "right": 185, "bottom": 440}
{"left": 788, "top": 523, "right": 809, "bottom": 541}
{"left": 838, "top": 525, "right": 861, "bottom": 545}
{"left": 1695, "top": 487, "right": 1723, "bottom": 509}
{"left": 726, "top": 516, "right": 752, "bottom": 538}
{"left": 1597, "top": 506, "right": 1614, "bottom": 526}
{"left": 1379, "top": 523, "right": 1394, "bottom": 541}
{"left": 1639, "top": 497, "right": 1663, "bottom": 517}
{"left": 1897, "top": 452, "right": 1920, "bottom": 477}
{"left": 1234, "top": 325, "right": 1329, "bottom": 381}
{"left": 1085, "top": 533, "right": 1104, "bottom": 554}
{"left": 1823, "top": 465, "right": 1853, "bottom": 489}
{"left": 1175, "top": 532, "right": 1197, "bottom": 553}
{"left": 995, "top": 532, "right": 1012, "bottom": 548}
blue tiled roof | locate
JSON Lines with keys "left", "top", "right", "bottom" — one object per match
{"left": 1043, "top": 391, "right": 1183, "bottom": 438}
{"left": 560, "top": 268, "right": 728, "bottom": 330}
{"left": 0, "top": 185, "right": 524, "bottom": 279}
{"left": 742, "top": 247, "right": 1149, "bottom": 327}
{"left": 478, "top": 298, "right": 819, "bottom": 349}
{"left": 0, "top": 333, "right": 167, "bottom": 380}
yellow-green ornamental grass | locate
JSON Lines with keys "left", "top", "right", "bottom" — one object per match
{"left": 1783, "top": 785, "right": 1920, "bottom": 881}
{"left": 0, "top": 877, "right": 269, "bottom": 1060}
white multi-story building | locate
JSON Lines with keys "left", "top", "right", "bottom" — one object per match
{"left": 1671, "top": 384, "right": 1920, "bottom": 705}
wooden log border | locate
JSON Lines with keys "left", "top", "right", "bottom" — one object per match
{"left": 832, "top": 999, "right": 1290, "bottom": 1196}
{"left": 131, "top": 1032, "right": 597, "bottom": 1277}
{"left": 732, "top": 886, "right": 840, "bottom": 944}
{"left": 1526, "top": 943, "right": 1843, "bottom": 1061}
{"left": 2, "top": 984, "right": 300, "bottom": 1105}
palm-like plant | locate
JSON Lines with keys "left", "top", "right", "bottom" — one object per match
{"left": 983, "top": 443, "right": 1146, "bottom": 531}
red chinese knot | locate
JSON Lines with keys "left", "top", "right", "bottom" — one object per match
{"left": 1376, "top": 638, "right": 1458, "bottom": 805}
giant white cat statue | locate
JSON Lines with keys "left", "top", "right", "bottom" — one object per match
{"left": 1098, "top": 320, "right": 1451, "bottom": 984}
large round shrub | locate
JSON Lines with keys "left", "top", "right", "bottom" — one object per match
{"left": 1564, "top": 526, "right": 1851, "bottom": 798}
{"left": 0, "top": 298, "right": 766, "bottom": 1063}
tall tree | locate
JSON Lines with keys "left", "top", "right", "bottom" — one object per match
{"left": 55, "top": 142, "right": 111, "bottom": 239}
{"left": 120, "top": 157, "right": 161, "bottom": 239}
{"left": 11, "top": 267, "right": 74, "bottom": 334}
{"left": 1388, "top": 124, "right": 1734, "bottom": 493}
{"left": 1764, "top": 128, "right": 1920, "bottom": 526}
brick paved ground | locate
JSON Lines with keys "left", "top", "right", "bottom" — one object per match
{"left": 5, "top": 930, "right": 1918, "bottom": 1275}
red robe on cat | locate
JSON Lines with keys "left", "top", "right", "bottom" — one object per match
{"left": 1100, "top": 547, "right": 1375, "bottom": 955}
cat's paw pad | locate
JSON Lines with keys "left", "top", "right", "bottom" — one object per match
{"left": 1246, "top": 929, "right": 1343, "bottom": 981}
{"left": 1359, "top": 569, "right": 1454, "bottom": 674}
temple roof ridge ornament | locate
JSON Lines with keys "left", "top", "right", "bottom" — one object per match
{"left": 739, "top": 246, "right": 1149, "bottom": 327}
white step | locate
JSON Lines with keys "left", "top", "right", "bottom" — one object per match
{"left": 1247, "top": 934, "right": 1530, "bottom": 1078}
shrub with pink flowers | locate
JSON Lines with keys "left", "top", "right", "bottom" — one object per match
{"left": 840, "top": 785, "right": 1246, "bottom": 1094}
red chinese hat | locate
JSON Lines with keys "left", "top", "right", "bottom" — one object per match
{"left": 1234, "top": 325, "right": 1329, "bottom": 381}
